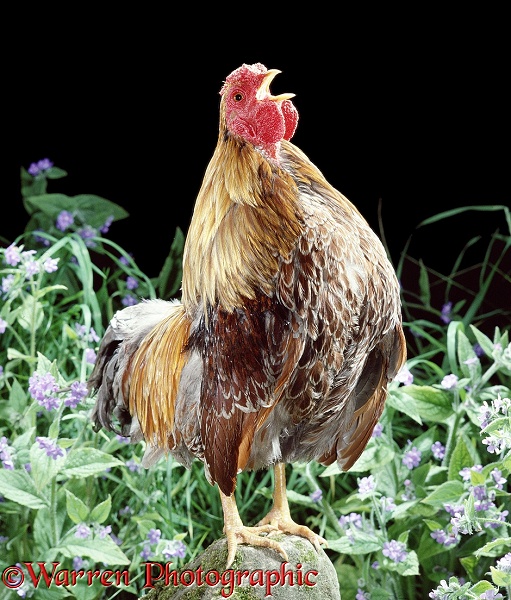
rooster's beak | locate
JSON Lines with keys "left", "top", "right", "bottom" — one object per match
{"left": 256, "top": 69, "right": 296, "bottom": 102}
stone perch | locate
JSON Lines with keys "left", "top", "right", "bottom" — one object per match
{"left": 142, "top": 533, "right": 341, "bottom": 599}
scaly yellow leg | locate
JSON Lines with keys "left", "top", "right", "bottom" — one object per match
{"left": 219, "top": 489, "right": 287, "bottom": 569}
{"left": 257, "top": 462, "right": 327, "bottom": 552}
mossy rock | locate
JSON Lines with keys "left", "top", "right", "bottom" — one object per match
{"left": 141, "top": 534, "right": 341, "bottom": 599}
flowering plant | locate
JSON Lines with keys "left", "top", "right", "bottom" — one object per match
{"left": 0, "top": 162, "right": 185, "bottom": 598}
{"left": 0, "top": 162, "right": 510, "bottom": 599}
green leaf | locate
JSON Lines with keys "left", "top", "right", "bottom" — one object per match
{"left": 90, "top": 495, "right": 112, "bottom": 524}
{"left": 45, "top": 166, "right": 68, "bottom": 180}
{"left": 422, "top": 480, "right": 465, "bottom": 507}
{"left": 66, "top": 571, "right": 111, "bottom": 600}
{"left": 490, "top": 566, "right": 511, "bottom": 587}
{"left": 24, "top": 193, "right": 129, "bottom": 228}
{"left": 17, "top": 295, "right": 44, "bottom": 331}
{"left": 469, "top": 581, "right": 496, "bottom": 595}
{"left": 469, "top": 325, "right": 497, "bottom": 358}
{"left": 475, "top": 536, "right": 511, "bottom": 557}
{"left": 418, "top": 260, "right": 431, "bottom": 307}
{"left": 30, "top": 442, "right": 66, "bottom": 491}
{"left": 457, "top": 330, "right": 482, "bottom": 381}
{"left": 9, "top": 378, "right": 29, "bottom": 414}
{"left": 386, "top": 389, "right": 422, "bottom": 424}
{"left": 0, "top": 469, "right": 49, "bottom": 508}
{"left": 401, "top": 385, "right": 453, "bottom": 422}
{"left": 157, "top": 227, "right": 184, "bottom": 299}
{"left": 61, "top": 448, "right": 124, "bottom": 478}
{"left": 395, "top": 550, "right": 420, "bottom": 576}
{"left": 55, "top": 537, "right": 130, "bottom": 566}
{"left": 459, "top": 555, "right": 479, "bottom": 581}
{"left": 448, "top": 435, "right": 476, "bottom": 480}
{"left": 326, "top": 532, "right": 381, "bottom": 555}
{"left": 65, "top": 490, "right": 90, "bottom": 524}
{"left": 345, "top": 441, "right": 396, "bottom": 474}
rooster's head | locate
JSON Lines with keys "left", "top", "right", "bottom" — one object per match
{"left": 220, "top": 63, "right": 298, "bottom": 158}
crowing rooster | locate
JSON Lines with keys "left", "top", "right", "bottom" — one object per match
{"left": 89, "top": 63, "right": 407, "bottom": 568}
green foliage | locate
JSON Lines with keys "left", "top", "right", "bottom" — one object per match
{"left": 1, "top": 163, "right": 510, "bottom": 599}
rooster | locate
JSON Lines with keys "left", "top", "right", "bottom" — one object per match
{"left": 88, "top": 63, "right": 407, "bottom": 569}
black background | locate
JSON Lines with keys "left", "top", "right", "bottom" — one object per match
{"left": 5, "top": 12, "right": 510, "bottom": 286}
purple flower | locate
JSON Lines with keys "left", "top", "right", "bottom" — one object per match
{"left": 380, "top": 496, "right": 396, "bottom": 512}
{"left": 444, "top": 503, "right": 465, "bottom": 516}
{"left": 310, "top": 489, "right": 322, "bottom": 503}
{"left": 473, "top": 343, "right": 484, "bottom": 357}
{"left": 85, "top": 348, "right": 97, "bottom": 364}
{"left": 43, "top": 258, "right": 59, "bottom": 273}
{"left": 496, "top": 552, "right": 511, "bottom": 573}
{"left": 430, "top": 529, "right": 458, "bottom": 547}
{"left": 64, "top": 381, "right": 88, "bottom": 408}
{"left": 24, "top": 259, "right": 40, "bottom": 277}
{"left": 75, "top": 524, "right": 91, "bottom": 539}
{"left": 441, "top": 301, "right": 453, "bottom": 324}
{"left": 56, "top": 211, "right": 74, "bottom": 232}
{"left": 382, "top": 540, "right": 408, "bottom": 563}
{"left": 147, "top": 528, "right": 161, "bottom": 545}
{"left": 29, "top": 372, "right": 61, "bottom": 411}
{"left": 371, "top": 423, "right": 383, "bottom": 437}
{"left": 32, "top": 232, "right": 51, "bottom": 247}
{"left": 126, "top": 276, "right": 139, "bottom": 290}
{"left": 140, "top": 545, "right": 154, "bottom": 559}
{"left": 122, "top": 294, "right": 138, "bottom": 307}
{"left": 0, "top": 437, "right": 15, "bottom": 470}
{"left": 126, "top": 458, "right": 141, "bottom": 472}
{"left": 0, "top": 318, "right": 7, "bottom": 334}
{"left": 395, "top": 365, "right": 413, "bottom": 385}
{"left": 99, "top": 216, "right": 114, "bottom": 234}
{"left": 77, "top": 226, "right": 98, "bottom": 247}
{"left": 431, "top": 441, "right": 445, "bottom": 460}
{"left": 402, "top": 445, "right": 422, "bottom": 469}
{"left": 358, "top": 475, "right": 376, "bottom": 495}
{"left": 162, "top": 540, "right": 186, "bottom": 560}
{"left": 36, "top": 437, "right": 64, "bottom": 460}
{"left": 97, "top": 525, "right": 112, "bottom": 539}
{"left": 2, "top": 274, "right": 15, "bottom": 294}
{"left": 491, "top": 469, "right": 506, "bottom": 490}
{"left": 472, "top": 485, "right": 487, "bottom": 501}
{"left": 37, "top": 158, "right": 53, "bottom": 171}
{"left": 73, "top": 557, "right": 85, "bottom": 570}
{"left": 119, "top": 506, "right": 134, "bottom": 516}
{"left": 28, "top": 162, "right": 41, "bottom": 176}
{"left": 356, "top": 589, "right": 370, "bottom": 600}
{"left": 479, "top": 590, "right": 504, "bottom": 599}
{"left": 4, "top": 244, "right": 22, "bottom": 266}
{"left": 116, "top": 435, "right": 130, "bottom": 444}
{"left": 338, "top": 512, "right": 363, "bottom": 529}
{"left": 441, "top": 374, "right": 459, "bottom": 390}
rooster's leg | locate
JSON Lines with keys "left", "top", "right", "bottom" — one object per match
{"left": 257, "top": 462, "right": 327, "bottom": 552}
{"left": 219, "top": 490, "right": 287, "bottom": 569}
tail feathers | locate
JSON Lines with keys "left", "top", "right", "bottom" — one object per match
{"left": 89, "top": 299, "right": 184, "bottom": 436}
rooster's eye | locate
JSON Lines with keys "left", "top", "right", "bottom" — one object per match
{"left": 233, "top": 93, "right": 243, "bottom": 102}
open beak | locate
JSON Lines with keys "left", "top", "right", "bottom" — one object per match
{"left": 256, "top": 69, "right": 296, "bottom": 102}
